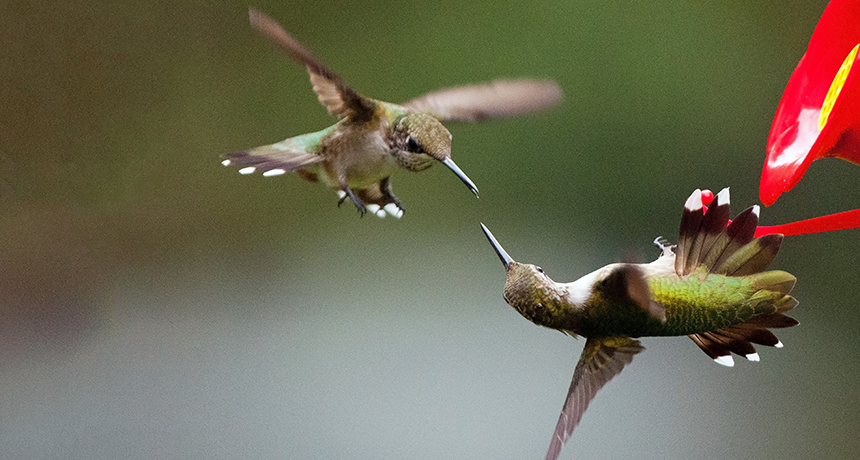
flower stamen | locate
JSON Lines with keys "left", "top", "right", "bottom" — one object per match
{"left": 819, "top": 43, "right": 859, "bottom": 131}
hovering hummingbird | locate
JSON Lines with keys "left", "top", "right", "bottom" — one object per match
{"left": 222, "top": 9, "right": 563, "bottom": 218}
{"left": 480, "top": 188, "right": 798, "bottom": 460}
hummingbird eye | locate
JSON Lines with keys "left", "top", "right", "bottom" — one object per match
{"left": 406, "top": 136, "right": 425, "bottom": 154}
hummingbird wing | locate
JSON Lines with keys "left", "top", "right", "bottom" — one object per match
{"left": 545, "top": 337, "right": 643, "bottom": 460}
{"left": 401, "top": 79, "right": 562, "bottom": 122}
{"left": 249, "top": 9, "right": 376, "bottom": 122}
{"left": 602, "top": 264, "right": 667, "bottom": 322}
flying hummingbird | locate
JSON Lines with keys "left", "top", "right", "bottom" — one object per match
{"left": 222, "top": 9, "right": 563, "bottom": 218}
{"left": 480, "top": 188, "right": 798, "bottom": 460}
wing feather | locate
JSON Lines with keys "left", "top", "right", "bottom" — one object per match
{"left": 544, "top": 337, "right": 643, "bottom": 460}
{"left": 403, "top": 79, "right": 562, "bottom": 122}
{"left": 249, "top": 9, "right": 375, "bottom": 122}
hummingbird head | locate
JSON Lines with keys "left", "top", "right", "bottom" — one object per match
{"left": 480, "top": 223, "right": 562, "bottom": 328}
{"left": 393, "top": 113, "right": 479, "bottom": 197}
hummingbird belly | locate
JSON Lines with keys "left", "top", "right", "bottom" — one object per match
{"left": 344, "top": 153, "right": 398, "bottom": 189}
{"left": 319, "top": 127, "right": 399, "bottom": 189}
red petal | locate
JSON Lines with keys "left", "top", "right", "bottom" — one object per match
{"left": 755, "top": 208, "right": 860, "bottom": 237}
{"left": 761, "top": 0, "right": 860, "bottom": 205}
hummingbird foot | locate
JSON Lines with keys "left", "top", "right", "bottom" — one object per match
{"left": 335, "top": 189, "right": 397, "bottom": 219}
{"left": 337, "top": 187, "right": 368, "bottom": 217}
{"left": 652, "top": 236, "right": 675, "bottom": 256}
{"left": 350, "top": 178, "right": 404, "bottom": 218}
{"left": 378, "top": 178, "right": 404, "bottom": 218}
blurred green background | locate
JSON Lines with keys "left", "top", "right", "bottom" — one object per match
{"left": 3, "top": 0, "right": 858, "bottom": 458}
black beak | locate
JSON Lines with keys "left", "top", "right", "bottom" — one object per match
{"left": 480, "top": 223, "right": 514, "bottom": 269}
{"left": 441, "top": 157, "right": 479, "bottom": 198}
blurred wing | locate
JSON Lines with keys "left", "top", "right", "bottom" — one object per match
{"left": 544, "top": 337, "right": 643, "bottom": 460}
{"left": 249, "top": 9, "right": 375, "bottom": 122}
{"left": 601, "top": 264, "right": 666, "bottom": 322}
{"left": 402, "top": 79, "right": 562, "bottom": 122}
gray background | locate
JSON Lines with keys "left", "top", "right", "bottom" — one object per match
{"left": 3, "top": 0, "right": 858, "bottom": 458}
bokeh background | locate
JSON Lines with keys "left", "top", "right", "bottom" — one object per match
{"left": 2, "top": 0, "right": 857, "bottom": 458}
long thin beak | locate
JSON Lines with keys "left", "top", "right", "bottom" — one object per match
{"left": 441, "top": 157, "right": 479, "bottom": 198}
{"left": 480, "top": 223, "right": 514, "bottom": 268}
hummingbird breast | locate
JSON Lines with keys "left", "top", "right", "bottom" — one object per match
{"left": 319, "top": 123, "right": 399, "bottom": 189}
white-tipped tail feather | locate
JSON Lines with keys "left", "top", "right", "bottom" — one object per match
{"left": 714, "top": 355, "right": 735, "bottom": 367}
{"left": 384, "top": 203, "right": 403, "bottom": 218}
{"left": 262, "top": 168, "right": 286, "bottom": 177}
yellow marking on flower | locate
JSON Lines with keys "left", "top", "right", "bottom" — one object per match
{"left": 819, "top": 43, "right": 859, "bottom": 131}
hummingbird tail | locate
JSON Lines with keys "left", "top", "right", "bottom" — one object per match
{"left": 675, "top": 188, "right": 799, "bottom": 366}
{"left": 688, "top": 307, "right": 798, "bottom": 367}
{"left": 222, "top": 138, "right": 324, "bottom": 178}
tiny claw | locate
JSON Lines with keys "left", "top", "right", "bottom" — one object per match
{"left": 390, "top": 196, "right": 405, "bottom": 216}
{"left": 338, "top": 187, "right": 367, "bottom": 217}
{"left": 652, "top": 236, "right": 675, "bottom": 256}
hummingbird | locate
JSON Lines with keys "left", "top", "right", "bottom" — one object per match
{"left": 222, "top": 9, "right": 563, "bottom": 218}
{"left": 480, "top": 188, "right": 798, "bottom": 460}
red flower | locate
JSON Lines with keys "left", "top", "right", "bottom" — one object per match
{"left": 761, "top": 0, "right": 860, "bottom": 206}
